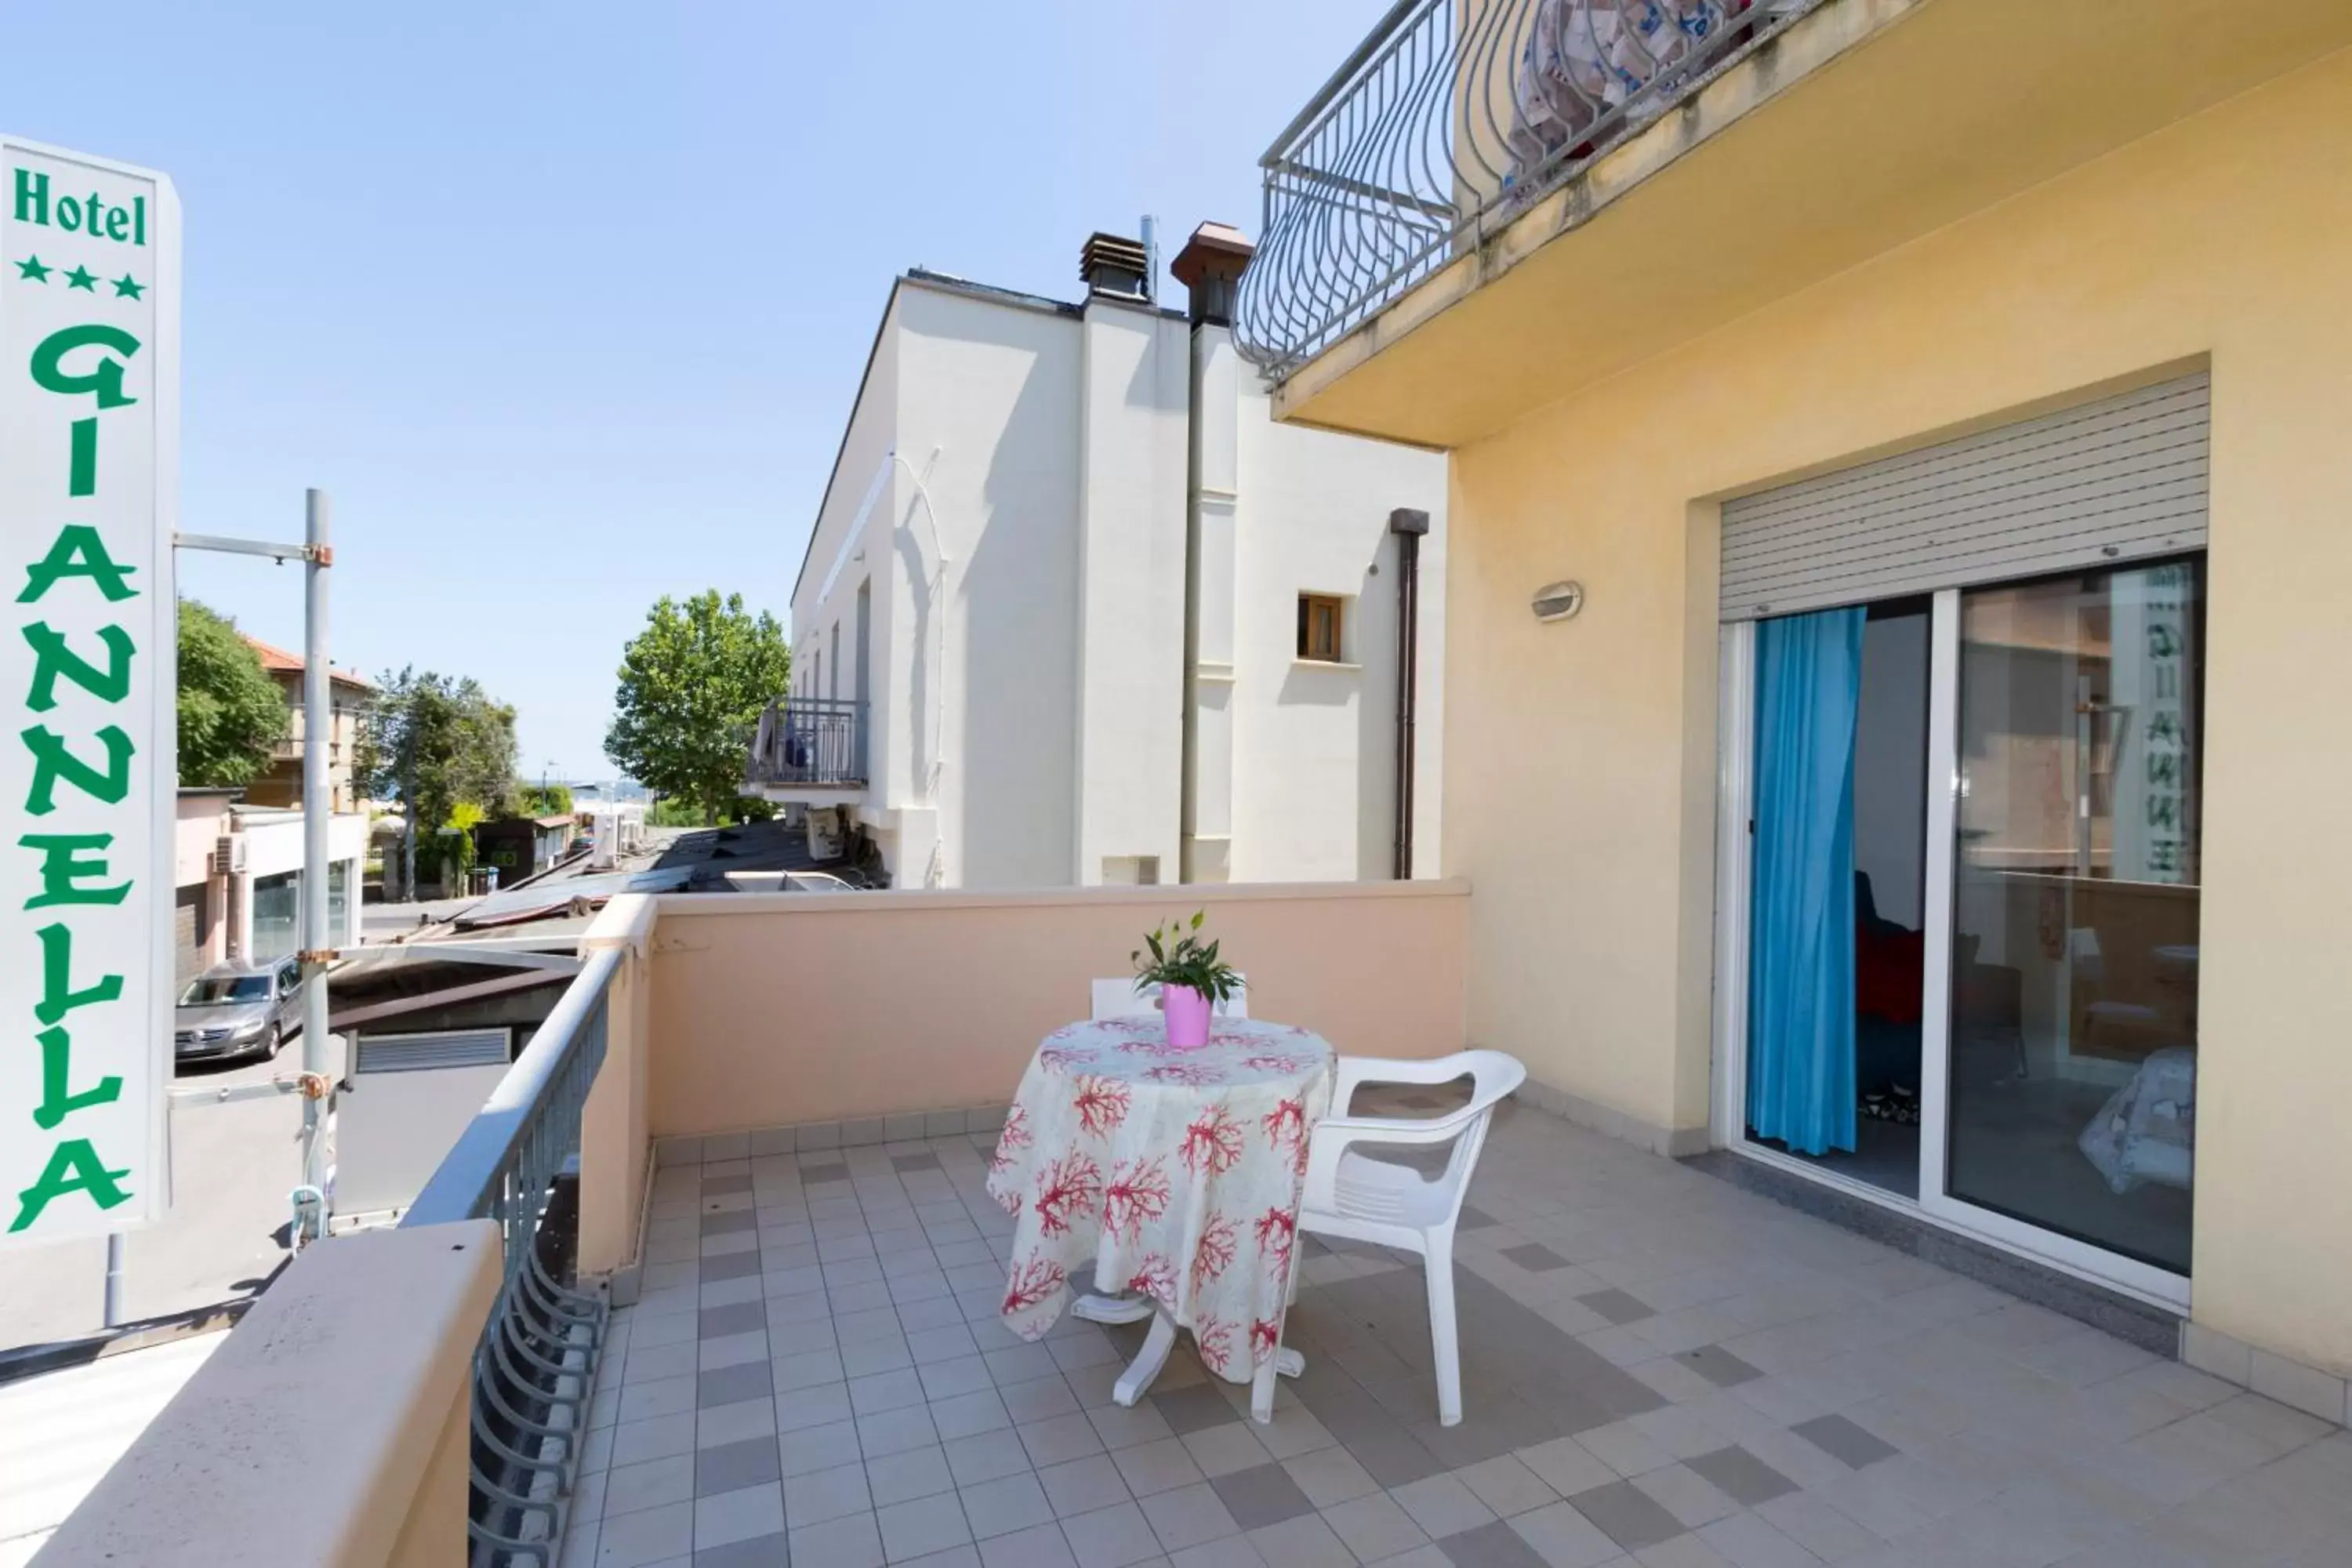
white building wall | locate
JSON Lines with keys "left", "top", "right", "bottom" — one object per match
{"left": 782, "top": 266, "right": 1444, "bottom": 893}
{"left": 789, "top": 298, "right": 902, "bottom": 843}
{"left": 893, "top": 286, "right": 1081, "bottom": 889}
{"left": 1229, "top": 373, "right": 1448, "bottom": 881}
{"left": 1073, "top": 300, "right": 1190, "bottom": 885}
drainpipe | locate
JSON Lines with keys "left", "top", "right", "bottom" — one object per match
{"left": 1389, "top": 507, "right": 1429, "bottom": 880}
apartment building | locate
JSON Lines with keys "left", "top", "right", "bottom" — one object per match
{"left": 238, "top": 633, "right": 375, "bottom": 813}
{"left": 1233, "top": 0, "right": 2352, "bottom": 1418}
{"left": 750, "top": 223, "right": 1446, "bottom": 890}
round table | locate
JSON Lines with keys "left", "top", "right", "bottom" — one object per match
{"left": 985, "top": 1016, "right": 1335, "bottom": 1406}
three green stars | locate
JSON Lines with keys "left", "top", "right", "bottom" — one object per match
{"left": 10, "top": 256, "right": 143, "bottom": 299}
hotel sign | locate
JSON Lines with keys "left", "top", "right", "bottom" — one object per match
{"left": 0, "top": 138, "right": 177, "bottom": 1243}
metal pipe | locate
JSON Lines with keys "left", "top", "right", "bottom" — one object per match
{"left": 102, "top": 1232, "right": 125, "bottom": 1327}
{"left": 1389, "top": 508, "right": 1428, "bottom": 879}
{"left": 298, "top": 488, "right": 332, "bottom": 1215}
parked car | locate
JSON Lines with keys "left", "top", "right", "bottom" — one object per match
{"left": 174, "top": 956, "right": 304, "bottom": 1064}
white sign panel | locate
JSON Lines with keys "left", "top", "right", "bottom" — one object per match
{"left": 0, "top": 137, "right": 177, "bottom": 1243}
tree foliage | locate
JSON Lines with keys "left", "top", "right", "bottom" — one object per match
{"left": 604, "top": 590, "right": 789, "bottom": 826}
{"left": 360, "top": 668, "right": 520, "bottom": 855}
{"left": 177, "top": 600, "right": 287, "bottom": 787}
{"left": 517, "top": 782, "right": 574, "bottom": 818}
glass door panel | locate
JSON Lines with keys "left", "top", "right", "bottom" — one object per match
{"left": 1945, "top": 559, "right": 2202, "bottom": 1274}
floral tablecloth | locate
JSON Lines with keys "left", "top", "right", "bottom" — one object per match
{"left": 987, "top": 1016, "right": 1336, "bottom": 1383}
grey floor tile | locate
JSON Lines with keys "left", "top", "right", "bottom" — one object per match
{"left": 1675, "top": 1346, "right": 1763, "bottom": 1389}
{"left": 704, "top": 1209, "right": 760, "bottom": 1236}
{"left": 1787, "top": 1414, "right": 1900, "bottom": 1469}
{"left": 1111, "top": 1436, "right": 1205, "bottom": 1498}
{"left": 868, "top": 1445, "right": 957, "bottom": 1505}
{"left": 1024, "top": 1413, "right": 1110, "bottom": 1467}
{"left": 695, "top": 1483, "right": 786, "bottom": 1551}
{"left": 703, "top": 1173, "right": 755, "bottom": 1196}
{"left": 880, "top": 1492, "right": 974, "bottom": 1561}
{"left": 1682, "top": 1445, "right": 1797, "bottom": 1508}
{"left": 1457, "top": 1208, "right": 1499, "bottom": 1232}
{"left": 598, "top": 1499, "right": 695, "bottom": 1567}
{"left": 1436, "top": 1519, "right": 1555, "bottom": 1568}
{"left": 1321, "top": 1492, "right": 1430, "bottom": 1560}
{"left": 1565, "top": 1479, "right": 1686, "bottom": 1553}
{"left": 894, "top": 1153, "right": 943, "bottom": 1173}
{"left": 1209, "top": 1463, "right": 1317, "bottom": 1529}
{"left": 701, "top": 1360, "right": 775, "bottom": 1409}
{"left": 697, "top": 1437, "right": 783, "bottom": 1497}
{"left": 979, "top": 1523, "right": 1079, "bottom": 1568}
{"left": 1040, "top": 1454, "right": 1132, "bottom": 1518}
{"left": 1392, "top": 1473, "right": 1500, "bottom": 1538}
{"left": 946, "top": 1432, "right": 1035, "bottom": 1486}
{"left": 1138, "top": 1483, "right": 1241, "bottom": 1552}
{"left": 703, "top": 1251, "right": 766, "bottom": 1284}
{"left": 786, "top": 1461, "right": 874, "bottom": 1526}
{"left": 860, "top": 1405, "right": 942, "bottom": 1459}
{"left": 693, "top": 1531, "right": 789, "bottom": 1566}
{"left": 1152, "top": 1385, "right": 1244, "bottom": 1436}
{"left": 1059, "top": 1501, "right": 1161, "bottom": 1568}
{"left": 1498, "top": 1244, "right": 1573, "bottom": 1273}
{"left": 791, "top": 1509, "right": 886, "bottom": 1568}
{"left": 1575, "top": 1290, "right": 1654, "bottom": 1327}
{"left": 701, "top": 1301, "right": 768, "bottom": 1339}
{"left": 960, "top": 1472, "right": 1054, "bottom": 1539}
{"left": 1503, "top": 1500, "right": 1621, "bottom": 1568}
{"left": 1243, "top": 1512, "right": 1355, "bottom": 1567}
{"left": 606, "top": 1454, "right": 697, "bottom": 1518}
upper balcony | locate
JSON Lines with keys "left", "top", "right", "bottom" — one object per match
{"left": 1238, "top": 0, "right": 2352, "bottom": 449}
{"left": 744, "top": 696, "right": 869, "bottom": 807}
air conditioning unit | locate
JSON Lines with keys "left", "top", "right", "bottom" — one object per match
{"left": 213, "top": 835, "right": 247, "bottom": 875}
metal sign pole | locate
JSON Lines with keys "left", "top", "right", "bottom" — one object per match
{"left": 172, "top": 489, "right": 337, "bottom": 1254}
{"left": 297, "top": 490, "right": 332, "bottom": 1208}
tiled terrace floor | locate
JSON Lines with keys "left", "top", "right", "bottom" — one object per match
{"left": 565, "top": 1098, "right": 2351, "bottom": 1568}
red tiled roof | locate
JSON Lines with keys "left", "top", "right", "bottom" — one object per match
{"left": 241, "top": 633, "right": 376, "bottom": 689}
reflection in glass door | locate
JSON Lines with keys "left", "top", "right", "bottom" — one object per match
{"left": 1945, "top": 560, "right": 2202, "bottom": 1274}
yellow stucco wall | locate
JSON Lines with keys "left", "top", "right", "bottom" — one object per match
{"left": 1439, "top": 45, "right": 2352, "bottom": 1372}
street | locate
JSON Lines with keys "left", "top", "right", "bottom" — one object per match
{"left": 0, "top": 1049, "right": 305, "bottom": 1353}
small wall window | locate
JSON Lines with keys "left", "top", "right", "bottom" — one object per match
{"left": 1101, "top": 855, "right": 1160, "bottom": 886}
{"left": 1298, "top": 593, "right": 1346, "bottom": 663}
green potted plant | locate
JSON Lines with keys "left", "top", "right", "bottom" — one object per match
{"left": 1131, "top": 911, "right": 1245, "bottom": 1048}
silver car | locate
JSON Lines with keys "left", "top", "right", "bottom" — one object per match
{"left": 175, "top": 957, "right": 304, "bottom": 1063}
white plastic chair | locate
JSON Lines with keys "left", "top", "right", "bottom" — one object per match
{"left": 1290, "top": 1050, "right": 1526, "bottom": 1426}
{"left": 1089, "top": 978, "right": 1247, "bottom": 1021}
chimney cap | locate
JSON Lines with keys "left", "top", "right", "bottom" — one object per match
{"left": 1080, "top": 232, "right": 1152, "bottom": 297}
{"left": 1170, "top": 222, "right": 1254, "bottom": 288}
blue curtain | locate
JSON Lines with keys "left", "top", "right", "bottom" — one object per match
{"left": 1748, "top": 607, "right": 1865, "bottom": 1157}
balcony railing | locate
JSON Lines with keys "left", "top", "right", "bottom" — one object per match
{"left": 403, "top": 945, "right": 619, "bottom": 1566}
{"left": 1235, "top": 0, "right": 1811, "bottom": 379}
{"left": 746, "top": 696, "right": 868, "bottom": 789}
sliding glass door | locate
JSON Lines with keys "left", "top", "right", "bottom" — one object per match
{"left": 1718, "top": 556, "right": 2205, "bottom": 1301}
{"left": 1940, "top": 561, "right": 2202, "bottom": 1275}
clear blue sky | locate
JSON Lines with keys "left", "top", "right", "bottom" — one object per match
{"left": 2, "top": 2, "right": 1383, "bottom": 782}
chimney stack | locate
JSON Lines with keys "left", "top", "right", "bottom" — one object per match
{"left": 1169, "top": 222, "right": 1255, "bottom": 328}
{"left": 1079, "top": 232, "right": 1152, "bottom": 302}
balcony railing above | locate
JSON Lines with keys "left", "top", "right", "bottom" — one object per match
{"left": 746, "top": 697, "right": 868, "bottom": 790}
{"left": 1235, "top": 0, "right": 1811, "bottom": 380}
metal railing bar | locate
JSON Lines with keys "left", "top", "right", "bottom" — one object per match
{"left": 403, "top": 948, "right": 621, "bottom": 1229}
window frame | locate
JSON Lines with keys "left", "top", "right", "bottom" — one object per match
{"left": 1297, "top": 592, "right": 1347, "bottom": 664}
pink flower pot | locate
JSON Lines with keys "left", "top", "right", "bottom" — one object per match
{"left": 1161, "top": 984, "right": 1212, "bottom": 1048}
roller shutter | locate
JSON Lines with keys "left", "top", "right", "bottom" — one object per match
{"left": 1721, "top": 373, "right": 2209, "bottom": 620}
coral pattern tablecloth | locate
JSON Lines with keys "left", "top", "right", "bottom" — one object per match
{"left": 987, "top": 1016, "right": 1336, "bottom": 1383}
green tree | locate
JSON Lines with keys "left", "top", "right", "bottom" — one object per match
{"left": 176, "top": 600, "right": 287, "bottom": 787}
{"left": 604, "top": 590, "right": 789, "bottom": 826}
{"left": 517, "top": 782, "right": 573, "bottom": 817}
{"left": 360, "top": 668, "right": 520, "bottom": 891}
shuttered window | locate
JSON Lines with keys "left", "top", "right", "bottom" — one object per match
{"left": 1720, "top": 374, "right": 2209, "bottom": 621}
